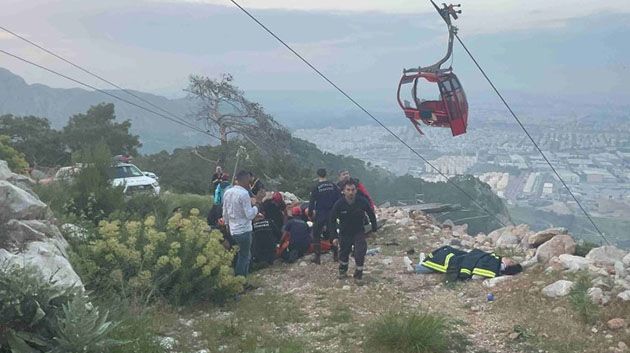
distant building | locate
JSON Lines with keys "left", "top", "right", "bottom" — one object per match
{"left": 582, "top": 168, "right": 617, "bottom": 183}
{"left": 555, "top": 170, "right": 580, "bottom": 184}
{"left": 542, "top": 182, "right": 553, "bottom": 195}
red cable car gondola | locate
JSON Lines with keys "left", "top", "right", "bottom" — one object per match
{"left": 397, "top": 2, "right": 468, "bottom": 136}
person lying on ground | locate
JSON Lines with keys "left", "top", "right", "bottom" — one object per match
{"left": 417, "top": 245, "right": 523, "bottom": 280}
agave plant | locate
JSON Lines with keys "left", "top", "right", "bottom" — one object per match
{"left": 50, "top": 293, "right": 123, "bottom": 353}
{"left": 0, "top": 262, "right": 121, "bottom": 353}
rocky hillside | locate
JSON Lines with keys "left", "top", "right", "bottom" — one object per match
{"left": 0, "top": 160, "right": 82, "bottom": 289}
{"left": 1, "top": 157, "right": 628, "bottom": 353}
{"left": 149, "top": 207, "right": 629, "bottom": 353}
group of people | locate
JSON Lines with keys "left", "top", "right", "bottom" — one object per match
{"left": 207, "top": 166, "right": 378, "bottom": 281}
{"left": 207, "top": 165, "right": 523, "bottom": 285}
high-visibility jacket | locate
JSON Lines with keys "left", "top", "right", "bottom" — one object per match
{"left": 421, "top": 246, "right": 467, "bottom": 273}
{"left": 457, "top": 249, "right": 502, "bottom": 279}
{"left": 421, "top": 246, "right": 503, "bottom": 280}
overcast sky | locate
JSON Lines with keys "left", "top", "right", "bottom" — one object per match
{"left": 1, "top": 0, "right": 629, "bottom": 104}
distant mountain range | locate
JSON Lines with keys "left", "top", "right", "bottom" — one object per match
{"left": 0, "top": 67, "right": 211, "bottom": 153}
{"left": 2, "top": 67, "right": 628, "bottom": 153}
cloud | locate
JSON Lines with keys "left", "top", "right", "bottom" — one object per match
{"left": 156, "top": 0, "right": 630, "bottom": 33}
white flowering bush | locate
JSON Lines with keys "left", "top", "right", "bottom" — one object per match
{"left": 72, "top": 209, "right": 243, "bottom": 304}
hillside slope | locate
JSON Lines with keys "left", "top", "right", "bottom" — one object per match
{"left": 151, "top": 207, "right": 630, "bottom": 353}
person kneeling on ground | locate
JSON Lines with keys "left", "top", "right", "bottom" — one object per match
{"left": 418, "top": 246, "right": 523, "bottom": 280}
{"left": 251, "top": 212, "right": 281, "bottom": 269}
{"left": 329, "top": 179, "right": 377, "bottom": 281}
{"left": 278, "top": 207, "right": 312, "bottom": 263}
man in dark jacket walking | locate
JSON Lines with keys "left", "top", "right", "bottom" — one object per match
{"left": 329, "top": 179, "right": 377, "bottom": 280}
{"left": 308, "top": 168, "right": 341, "bottom": 264}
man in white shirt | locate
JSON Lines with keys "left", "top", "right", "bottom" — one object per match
{"left": 222, "top": 170, "right": 261, "bottom": 276}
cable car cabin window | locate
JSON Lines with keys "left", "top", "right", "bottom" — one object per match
{"left": 441, "top": 79, "right": 453, "bottom": 93}
{"left": 415, "top": 77, "right": 442, "bottom": 104}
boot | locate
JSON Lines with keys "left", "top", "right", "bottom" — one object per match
{"left": 311, "top": 244, "right": 321, "bottom": 265}
{"left": 338, "top": 264, "right": 348, "bottom": 279}
{"left": 332, "top": 245, "right": 339, "bottom": 262}
{"left": 353, "top": 269, "right": 363, "bottom": 280}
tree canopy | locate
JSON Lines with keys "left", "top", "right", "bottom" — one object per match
{"left": 63, "top": 103, "right": 141, "bottom": 158}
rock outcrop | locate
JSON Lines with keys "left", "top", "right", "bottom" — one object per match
{"left": 0, "top": 160, "right": 82, "bottom": 289}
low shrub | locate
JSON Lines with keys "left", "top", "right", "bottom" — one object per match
{"left": 575, "top": 241, "right": 599, "bottom": 257}
{"left": 569, "top": 272, "right": 599, "bottom": 324}
{"left": 0, "top": 263, "right": 119, "bottom": 353}
{"left": 161, "top": 192, "right": 213, "bottom": 218}
{"left": 365, "top": 312, "right": 468, "bottom": 353}
{"left": 0, "top": 135, "right": 29, "bottom": 173}
{"left": 71, "top": 210, "right": 243, "bottom": 305}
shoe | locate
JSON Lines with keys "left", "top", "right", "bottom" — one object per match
{"left": 243, "top": 283, "right": 257, "bottom": 292}
{"left": 311, "top": 244, "right": 321, "bottom": 265}
{"left": 353, "top": 270, "right": 363, "bottom": 280}
{"left": 338, "top": 264, "right": 348, "bottom": 278}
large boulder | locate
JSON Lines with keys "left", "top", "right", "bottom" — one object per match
{"left": 542, "top": 280, "right": 574, "bottom": 298}
{"left": 0, "top": 242, "right": 83, "bottom": 289}
{"left": 623, "top": 253, "right": 630, "bottom": 267}
{"left": 496, "top": 233, "right": 520, "bottom": 247}
{"left": 0, "top": 160, "right": 11, "bottom": 180}
{"left": 558, "top": 254, "right": 592, "bottom": 272}
{"left": 0, "top": 181, "right": 48, "bottom": 223}
{"left": 535, "top": 234, "right": 576, "bottom": 264}
{"left": 618, "top": 290, "right": 630, "bottom": 302}
{"left": 586, "top": 246, "right": 628, "bottom": 266}
{"left": 491, "top": 224, "right": 532, "bottom": 248}
{"left": 1, "top": 219, "right": 69, "bottom": 253}
{"left": 0, "top": 159, "right": 82, "bottom": 292}
{"left": 528, "top": 227, "right": 568, "bottom": 248}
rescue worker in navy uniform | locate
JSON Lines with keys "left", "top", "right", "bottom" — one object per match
{"left": 420, "top": 246, "right": 523, "bottom": 280}
{"left": 329, "top": 179, "right": 377, "bottom": 280}
{"left": 251, "top": 212, "right": 281, "bottom": 269}
{"left": 308, "top": 168, "right": 341, "bottom": 264}
{"left": 280, "top": 207, "right": 312, "bottom": 263}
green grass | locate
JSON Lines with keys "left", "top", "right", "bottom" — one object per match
{"left": 101, "top": 298, "right": 173, "bottom": 353}
{"left": 568, "top": 272, "right": 599, "bottom": 325}
{"left": 192, "top": 292, "right": 307, "bottom": 353}
{"left": 326, "top": 305, "right": 353, "bottom": 324}
{"left": 365, "top": 312, "right": 468, "bottom": 353}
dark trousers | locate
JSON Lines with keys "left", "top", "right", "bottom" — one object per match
{"left": 281, "top": 242, "right": 309, "bottom": 263}
{"left": 339, "top": 232, "right": 367, "bottom": 270}
{"left": 252, "top": 233, "right": 276, "bottom": 265}
{"left": 312, "top": 212, "right": 331, "bottom": 243}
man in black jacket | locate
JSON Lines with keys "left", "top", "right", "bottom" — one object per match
{"left": 308, "top": 168, "right": 341, "bottom": 264}
{"left": 329, "top": 179, "right": 377, "bottom": 280}
{"left": 251, "top": 212, "right": 281, "bottom": 268}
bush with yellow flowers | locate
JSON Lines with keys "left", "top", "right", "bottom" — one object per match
{"left": 71, "top": 209, "right": 244, "bottom": 305}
